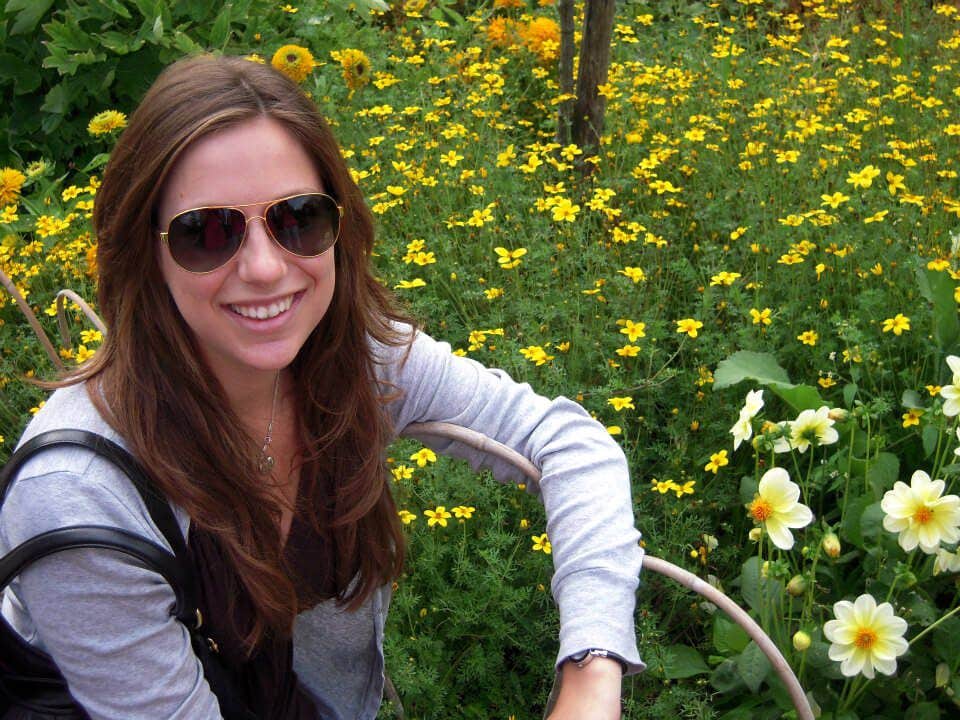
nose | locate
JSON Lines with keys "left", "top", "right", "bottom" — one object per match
{"left": 235, "top": 216, "right": 287, "bottom": 286}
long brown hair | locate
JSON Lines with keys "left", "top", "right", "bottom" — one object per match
{"left": 73, "top": 55, "right": 409, "bottom": 649}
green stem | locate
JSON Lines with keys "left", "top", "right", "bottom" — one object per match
{"left": 909, "top": 603, "right": 960, "bottom": 647}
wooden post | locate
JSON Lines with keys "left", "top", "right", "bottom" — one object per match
{"left": 572, "top": 0, "right": 616, "bottom": 173}
{"left": 555, "top": 0, "right": 575, "bottom": 147}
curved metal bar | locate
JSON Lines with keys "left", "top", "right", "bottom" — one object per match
{"left": 56, "top": 288, "right": 108, "bottom": 344}
{"left": 401, "top": 420, "right": 815, "bottom": 720}
{"left": 0, "top": 267, "right": 64, "bottom": 370}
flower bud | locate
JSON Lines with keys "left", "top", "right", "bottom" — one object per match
{"left": 792, "top": 631, "right": 811, "bottom": 652}
{"left": 936, "top": 662, "right": 950, "bottom": 688}
{"left": 828, "top": 408, "right": 848, "bottom": 421}
{"left": 748, "top": 527, "right": 763, "bottom": 542}
{"left": 787, "top": 574, "right": 807, "bottom": 597}
{"left": 822, "top": 532, "right": 841, "bottom": 558}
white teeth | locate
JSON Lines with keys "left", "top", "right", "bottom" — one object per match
{"left": 230, "top": 295, "right": 294, "bottom": 320}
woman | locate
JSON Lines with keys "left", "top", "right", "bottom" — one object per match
{"left": 0, "top": 56, "right": 643, "bottom": 719}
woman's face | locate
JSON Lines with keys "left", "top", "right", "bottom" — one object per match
{"left": 156, "top": 116, "right": 336, "bottom": 387}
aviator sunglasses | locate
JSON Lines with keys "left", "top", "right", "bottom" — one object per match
{"left": 159, "top": 193, "right": 343, "bottom": 273}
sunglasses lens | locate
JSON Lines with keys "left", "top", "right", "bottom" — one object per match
{"left": 266, "top": 194, "right": 339, "bottom": 257}
{"left": 167, "top": 208, "right": 245, "bottom": 272}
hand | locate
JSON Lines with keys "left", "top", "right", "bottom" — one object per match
{"left": 546, "top": 656, "right": 622, "bottom": 720}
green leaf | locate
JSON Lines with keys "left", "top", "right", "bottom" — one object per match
{"left": 714, "top": 351, "right": 790, "bottom": 388}
{"left": 81, "top": 153, "right": 111, "bottom": 173}
{"left": 932, "top": 616, "right": 960, "bottom": 663}
{"left": 858, "top": 501, "right": 884, "bottom": 542}
{"left": 209, "top": 3, "right": 232, "bottom": 48}
{"left": 922, "top": 425, "right": 939, "bottom": 458}
{"left": 736, "top": 640, "right": 771, "bottom": 693}
{"left": 6, "top": 0, "right": 55, "bottom": 35}
{"left": 660, "top": 644, "right": 711, "bottom": 679}
{"left": 917, "top": 266, "right": 960, "bottom": 352}
{"left": 901, "top": 389, "right": 923, "bottom": 409}
{"left": 152, "top": 14, "right": 163, "bottom": 40}
{"left": 40, "top": 82, "right": 70, "bottom": 114}
{"left": 739, "top": 556, "right": 761, "bottom": 613}
{"left": 713, "top": 612, "right": 750, "bottom": 654}
{"left": 710, "top": 658, "right": 744, "bottom": 693}
{"left": 840, "top": 493, "right": 873, "bottom": 548}
{"left": 739, "top": 475, "right": 758, "bottom": 505}
{"left": 843, "top": 382, "right": 858, "bottom": 408}
{"left": 905, "top": 702, "right": 941, "bottom": 720}
{"left": 95, "top": 0, "right": 133, "bottom": 19}
{"left": 714, "top": 351, "right": 824, "bottom": 412}
{"left": 867, "top": 452, "right": 899, "bottom": 496}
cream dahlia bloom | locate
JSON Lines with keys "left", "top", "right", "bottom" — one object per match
{"left": 933, "top": 547, "right": 960, "bottom": 575}
{"left": 823, "top": 594, "right": 908, "bottom": 679}
{"left": 746, "top": 467, "right": 814, "bottom": 550}
{"left": 940, "top": 356, "right": 960, "bottom": 417}
{"left": 782, "top": 406, "right": 839, "bottom": 453}
{"left": 881, "top": 470, "right": 960, "bottom": 554}
{"left": 730, "top": 389, "right": 764, "bottom": 450}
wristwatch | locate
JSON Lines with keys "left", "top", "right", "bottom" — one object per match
{"left": 566, "top": 648, "right": 628, "bottom": 674}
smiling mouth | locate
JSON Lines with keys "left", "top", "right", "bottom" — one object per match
{"left": 228, "top": 293, "right": 296, "bottom": 320}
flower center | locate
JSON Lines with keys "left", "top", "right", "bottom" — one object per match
{"left": 750, "top": 498, "right": 773, "bottom": 522}
{"left": 912, "top": 505, "right": 934, "bottom": 525}
{"left": 286, "top": 53, "right": 298, "bottom": 64}
{"left": 853, "top": 627, "right": 877, "bottom": 650}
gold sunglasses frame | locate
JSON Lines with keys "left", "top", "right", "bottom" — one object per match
{"left": 159, "top": 192, "right": 344, "bottom": 274}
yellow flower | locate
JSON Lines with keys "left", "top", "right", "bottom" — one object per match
{"left": 704, "top": 449, "right": 729, "bottom": 474}
{"left": 797, "top": 330, "right": 818, "bottom": 346}
{"left": 394, "top": 278, "right": 427, "bottom": 289}
{"left": 901, "top": 408, "right": 923, "bottom": 428}
{"left": 619, "top": 319, "right": 646, "bottom": 342}
{"left": 391, "top": 464, "right": 414, "bottom": 481}
{"left": 676, "top": 318, "right": 704, "bottom": 338}
{"left": 531, "top": 532, "right": 552, "bottom": 554}
{"left": 846, "top": 164, "right": 881, "bottom": 189}
{"left": 452, "top": 505, "right": 475, "bottom": 519}
{"left": 607, "top": 396, "right": 634, "bottom": 412}
{"left": 710, "top": 271, "right": 741, "bottom": 286}
{"left": 519, "top": 17, "right": 560, "bottom": 63}
{"left": 886, "top": 171, "right": 906, "bottom": 195}
{"left": 0, "top": 167, "right": 26, "bottom": 206}
{"left": 397, "top": 509, "right": 417, "bottom": 525}
{"left": 615, "top": 344, "right": 640, "bottom": 357}
{"left": 820, "top": 191, "right": 850, "bottom": 208}
{"left": 551, "top": 197, "right": 580, "bottom": 222}
{"left": 74, "top": 344, "right": 96, "bottom": 364}
{"left": 618, "top": 266, "right": 646, "bottom": 283}
{"left": 881, "top": 313, "right": 910, "bottom": 335}
{"left": 864, "top": 210, "right": 888, "bottom": 224}
{"left": 410, "top": 448, "right": 437, "bottom": 467}
{"left": 87, "top": 110, "right": 127, "bottom": 136}
{"left": 494, "top": 246, "right": 526, "bottom": 269}
{"left": 0, "top": 204, "right": 19, "bottom": 224}
{"left": 424, "top": 506, "right": 452, "bottom": 528}
{"left": 440, "top": 150, "right": 464, "bottom": 167}
{"left": 519, "top": 345, "right": 554, "bottom": 366}
{"left": 750, "top": 307, "right": 772, "bottom": 326}
{"left": 823, "top": 594, "right": 908, "bottom": 679}
{"left": 272, "top": 44, "right": 315, "bottom": 83}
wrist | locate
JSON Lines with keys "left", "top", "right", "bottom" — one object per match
{"left": 564, "top": 648, "right": 628, "bottom": 675}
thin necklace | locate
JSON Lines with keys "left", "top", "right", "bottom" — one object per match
{"left": 256, "top": 370, "right": 281, "bottom": 475}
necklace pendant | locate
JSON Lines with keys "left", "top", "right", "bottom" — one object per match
{"left": 258, "top": 453, "right": 275, "bottom": 474}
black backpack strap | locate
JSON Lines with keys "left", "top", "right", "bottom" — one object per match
{"left": 1, "top": 429, "right": 189, "bottom": 563}
{"left": 0, "top": 525, "right": 194, "bottom": 625}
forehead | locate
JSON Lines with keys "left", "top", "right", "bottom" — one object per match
{"left": 158, "top": 117, "right": 323, "bottom": 218}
